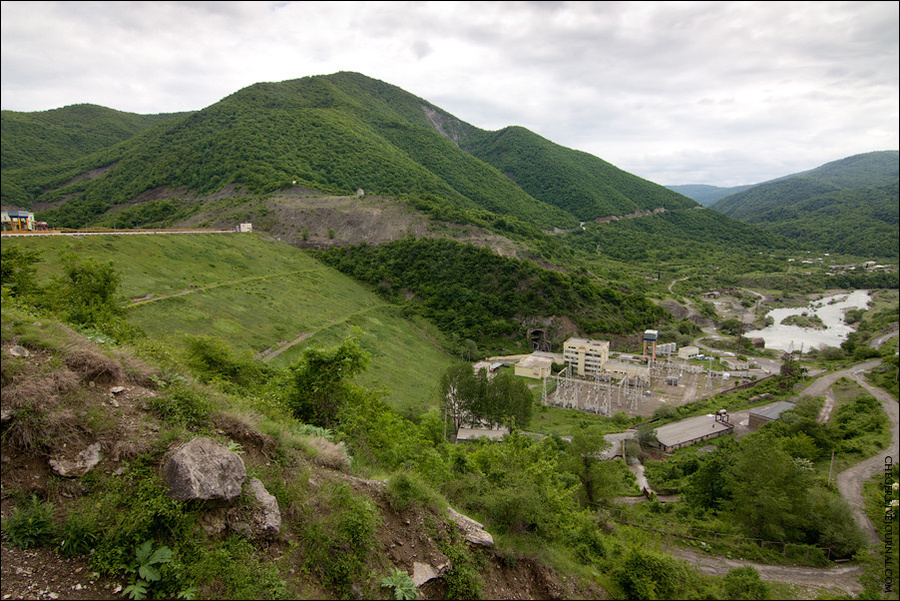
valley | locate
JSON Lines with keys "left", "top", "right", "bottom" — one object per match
{"left": 1, "top": 71, "right": 897, "bottom": 600}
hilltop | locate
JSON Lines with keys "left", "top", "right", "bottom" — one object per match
{"left": 710, "top": 151, "right": 899, "bottom": 258}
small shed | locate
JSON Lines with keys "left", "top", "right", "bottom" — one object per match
{"left": 514, "top": 354, "right": 554, "bottom": 380}
{"left": 748, "top": 401, "right": 796, "bottom": 431}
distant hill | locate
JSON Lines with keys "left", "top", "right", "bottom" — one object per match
{"left": 666, "top": 184, "right": 754, "bottom": 206}
{"left": 1, "top": 104, "right": 186, "bottom": 171}
{"left": 711, "top": 151, "right": 899, "bottom": 258}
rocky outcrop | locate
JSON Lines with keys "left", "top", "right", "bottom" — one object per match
{"left": 49, "top": 442, "right": 103, "bottom": 478}
{"left": 447, "top": 506, "right": 494, "bottom": 548}
{"left": 163, "top": 437, "right": 246, "bottom": 502}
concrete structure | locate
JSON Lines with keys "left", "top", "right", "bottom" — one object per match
{"left": 652, "top": 412, "right": 734, "bottom": 453}
{"left": 514, "top": 354, "right": 555, "bottom": 380}
{"left": 564, "top": 337, "right": 610, "bottom": 377}
{"left": 456, "top": 426, "right": 509, "bottom": 442}
{"left": 657, "top": 342, "right": 677, "bottom": 356}
{"left": 237, "top": 223, "right": 253, "bottom": 233}
{"left": 748, "top": 401, "right": 796, "bottom": 431}
{"left": 678, "top": 346, "right": 700, "bottom": 360}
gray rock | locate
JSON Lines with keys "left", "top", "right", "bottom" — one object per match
{"left": 8, "top": 345, "right": 30, "bottom": 358}
{"left": 447, "top": 506, "right": 494, "bottom": 548}
{"left": 412, "top": 563, "right": 438, "bottom": 587}
{"left": 163, "top": 438, "right": 246, "bottom": 502}
{"left": 49, "top": 443, "right": 103, "bottom": 478}
{"left": 246, "top": 477, "right": 281, "bottom": 537}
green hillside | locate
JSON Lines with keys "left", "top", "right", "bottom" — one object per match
{"left": 2, "top": 73, "right": 576, "bottom": 231}
{"left": 711, "top": 151, "right": 899, "bottom": 257}
{"left": 463, "top": 125, "right": 697, "bottom": 220}
{"left": 0, "top": 233, "right": 453, "bottom": 415}
{"left": 318, "top": 237, "right": 667, "bottom": 353}
{"left": 1, "top": 104, "right": 185, "bottom": 171}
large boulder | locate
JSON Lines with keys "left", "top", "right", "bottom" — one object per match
{"left": 163, "top": 438, "right": 246, "bottom": 502}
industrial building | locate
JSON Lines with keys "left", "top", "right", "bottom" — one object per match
{"left": 652, "top": 411, "right": 734, "bottom": 452}
{"left": 678, "top": 346, "right": 700, "bottom": 360}
{"left": 748, "top": 401, "right": 796, "bottom": 430}
{"left": 563, "top": 338, "right": 610, "bottom": 376}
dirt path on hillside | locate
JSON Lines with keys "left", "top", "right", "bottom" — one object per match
{"left": 837, "top": 365, "right": 899, "bottom": 544}
{"left": 255, "top": 332, "right": 312, "bottom": 361}
{"left": 668, "top": 546, "right": 863, "bottom": 596}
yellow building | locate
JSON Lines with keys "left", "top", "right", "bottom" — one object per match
{"left": 514, "top": 354, "right": 555, "bottom": 380}
{"left": 563, "top": 338, "right": 610, "bottom": 377}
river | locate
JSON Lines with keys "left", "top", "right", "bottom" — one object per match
{"left": 745, "top": 290, "right": 870, "bottom": 352}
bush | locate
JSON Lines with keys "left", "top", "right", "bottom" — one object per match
{"left": 721, "top": 566, "right": 769, "bottom": 600}
{"left": 380, "top": 568, "right": 417, "bottom": 600}
{"left": 386, "top": 471, "right": 447, "bottom": 513}
{"left": 1, "top": 496, "right": 57, "bottom": 549}
{"left": 149, "top": 384, "right": 213, "bottom": 428}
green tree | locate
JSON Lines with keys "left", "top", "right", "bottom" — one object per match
{"left": 48, "top": 252, "right": 122, "bottom": 326}
{"left": 285, "top": 336, "right": 369, "bottom": 427}
{"left": 439, "top": 362, "right": 479, "bottom": 439}
{"left": 0, "top": 246, "right": 42, "bottom": 299}
{"left": 565, "top": 425, "right": 614, "bottom": 506}
{"left": 726, "top": 434, "right": 812, "bottom": 541}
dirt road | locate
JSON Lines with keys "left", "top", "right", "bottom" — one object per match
{"left": 669, "top": 547, "right": 863, "bottom": 596}
{"left": 837, "top": 367, "right": 899, "bottom": 543}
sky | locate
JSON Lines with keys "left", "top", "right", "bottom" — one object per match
{"left": 2, "top": 1, "right": 898, "bottom": 187}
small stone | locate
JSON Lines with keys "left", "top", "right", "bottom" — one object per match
{"left": 110, "top": 386, "right": 126, "bottom": 394}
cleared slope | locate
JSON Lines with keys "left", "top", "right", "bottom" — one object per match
{"left": 2, "top": 233, "right": 453, "bottom": 414}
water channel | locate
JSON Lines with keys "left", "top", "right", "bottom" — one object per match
{"left": 745, "top": 290, "right": 871, "bottom": 353}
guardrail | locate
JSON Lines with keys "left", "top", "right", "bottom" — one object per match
{"left": 1, "top": 228, "right": 237, "bottom": 237}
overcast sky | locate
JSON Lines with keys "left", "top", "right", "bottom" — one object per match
{"left": 2, "top": 1, "right": 898, "bottom": 187}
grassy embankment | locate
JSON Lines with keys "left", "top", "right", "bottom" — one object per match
{"left": 2, "top": 233, "right": 453, "bottom": 416}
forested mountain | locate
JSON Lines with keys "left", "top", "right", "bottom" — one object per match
{"left": 666, "top": 184, "right": 754, "bottom": 206}
{"left": 461, "top": 125, "right": 696, "bottom": 220}
{"left": 1, "top": 72, "right": 699, "bottom": 232}
{"left": 711, "top": 151, "right": 899, "bottom": 257}
{"left": 1, "top": 104, "right": 185, "bottom": 171}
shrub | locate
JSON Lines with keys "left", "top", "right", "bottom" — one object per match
{"left": 149, "top": 384, "right": 213, "bottom": 427}
{"left": 1, "top": 496, "right": 57, "bottom": 549}
{"left": 386, "top": 471, "right": 446, "bottom": 513}
{"left": 721, "top": 566, "right": 769, "bottom": 600}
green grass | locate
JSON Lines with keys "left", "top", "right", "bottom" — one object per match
{"left": 2, "top": 233, "right": 454, "bottom": 412}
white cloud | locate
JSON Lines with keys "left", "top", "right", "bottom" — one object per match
{"left": 1, "top": 0, "right": 897, "bottom": 187}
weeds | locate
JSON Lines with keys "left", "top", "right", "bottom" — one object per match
{"left": 1, "top": 496, "right": 57, "bottom": 549}
{"left": 380, "top": 568, "right": 416, "bottom": 600}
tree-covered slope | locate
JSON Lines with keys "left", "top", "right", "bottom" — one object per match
{"left": 2, "top": 73, "right": 577, "bottom": 230}
{"left": 318, "top": 237, "right": 666, "bottom": 352}
{"left": 3, "top": 72, "right": 699, "bottom": 236}
{"left": 1, "top": 104, "right": 185, "bottom": 171}
{"left": 462, "top": 125, "right": 697, "bottom": 221}
{"left": 711, "top": 151, "right": 899, "bottom": 257}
